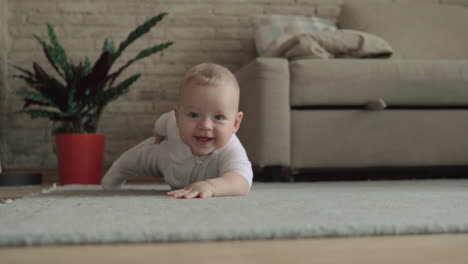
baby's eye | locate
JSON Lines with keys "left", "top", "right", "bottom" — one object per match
{"left": 214, "top": 115, "right": 225, "bottom": 121}
{"left": 188, "top": 112, "right": 199, "bottom": 118}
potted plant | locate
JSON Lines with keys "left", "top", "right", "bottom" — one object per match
{"left": 11, "top": 13, "right": 173, "bottom": 185}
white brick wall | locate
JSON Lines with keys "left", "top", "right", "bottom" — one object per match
{"left": 1, "top": 0, "right": 466, "bottom": 169}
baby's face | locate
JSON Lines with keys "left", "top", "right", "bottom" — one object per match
{"left": 175, "top": 82, "right": 242, "bottom": 156}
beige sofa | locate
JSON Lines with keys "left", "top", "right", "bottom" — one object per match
{"left": 235, "top": 3, "right": 468, "bottom": 180}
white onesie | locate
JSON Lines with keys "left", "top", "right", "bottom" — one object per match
{"left": 101, "top": 111, "right": 253, "bottom": 190}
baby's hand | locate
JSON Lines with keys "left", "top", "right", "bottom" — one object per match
{"left": 167, "top": 181, "right": 215, "bottom": 199}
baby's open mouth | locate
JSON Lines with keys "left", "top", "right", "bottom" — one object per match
{"left": 195, "top": 136, "right": 213, "bottom": 143}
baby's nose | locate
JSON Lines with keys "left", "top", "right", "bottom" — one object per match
{"left": 198, "top": 118, "right": 213, "bottom": 130}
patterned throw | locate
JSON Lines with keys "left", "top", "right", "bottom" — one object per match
{"left": 250, "top": 14, "right": 337, "bottom": 56}
{"left": 267, "top": 29, "right": 394, "bottom": 59}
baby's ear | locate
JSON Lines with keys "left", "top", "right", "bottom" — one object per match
{"left": 233, "top": 112, "right": 243, "bottom": 133}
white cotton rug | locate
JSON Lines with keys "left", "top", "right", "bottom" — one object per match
{"left": 1, "top": 180, "right": 468, "bottom": 246}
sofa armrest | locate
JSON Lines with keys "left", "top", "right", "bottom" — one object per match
{"left": 235, "top": 58, "right": 290, "bottom": 167}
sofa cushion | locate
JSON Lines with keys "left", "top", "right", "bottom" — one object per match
{"left": 339, "top": 3, "right": 468, "bottom": 59}
{"left": 250, "top": 14, "right": 337, "bottom": 57}
{"left": 289, "top": 59, "right": 468, "bottom": 107}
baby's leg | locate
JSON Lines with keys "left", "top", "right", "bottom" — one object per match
{"left": 101, "top": 137, "right": 161, "bottom": 190}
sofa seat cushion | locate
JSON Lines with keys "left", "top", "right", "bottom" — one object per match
{"left": 290, "top": 59, "right": 468, "bottom": 107}
{"left": 339, "top": 3, "right": 468, "bottom": 60}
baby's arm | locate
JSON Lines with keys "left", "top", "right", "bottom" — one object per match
{"left": 101, "top": 137, "right": 158, "bottom": 190}
{"left": 153, "top": 111, "right": 172, "bottom": 143}
{"left": 167, "top": 135, "right": 253, "bottom": 199}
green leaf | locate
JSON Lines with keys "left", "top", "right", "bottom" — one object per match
{"left": 79, "top": 52, "right": 112, "bottom": 98}
{"left": 33, "top": 34, "right": 52, "bottom": 52}
{"left": 10, "top": 64, "right": 34, "bottom": 77}
{"left": 83, "top": 57, "right": 92, "bottom": 75}
{"left": 85, "top": 74, "right": 141, "bottom": 108}
{"left": 21, "top": 109, "right": 60, "bottom": 120}
{"left": 32, "top": 62, "right": 54, "bottom": 92}
{"left": 133, "top": 41, "right": 173, "bottom": 63}
{"left": 46, "top": 24, "right": 73, "bottom": 79}
{"left": 11, "top": 74, "right": 37, "bottom": 88}
{"left": 108, "top": 42, "right": 172, "bottom": 88}
{"left": 12, "top": 90, "right": 56, "bottom": 107}
{"left": 48, "top": 78, "right": 69, "bottom": 111}
{"left": 58, "top": 109, "right": 81, "bottom": 118}
{"left": 114, "top": 13, "right": 167, "bottom": 62}
{"left": 102, "top": 38, "right": 115, "bottom": 54}
{"left": 31, "top": 62, "right": 68, "bottom": 110}
{"left": 67, "top": 75, "right": 78, "bottom": 112}
{"left": 33, "top": 34, "right": 65, "bottom": 80}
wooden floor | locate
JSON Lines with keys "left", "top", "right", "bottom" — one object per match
{"left": 1, "top": 180, "right": 468, "bottom": 263}
{"left": 1, "top": 234, "right": 467, "bottom": 264}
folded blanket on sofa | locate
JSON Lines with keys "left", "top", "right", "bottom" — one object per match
{"left": 266, "top": 29, "right": 394, "bottom": 59}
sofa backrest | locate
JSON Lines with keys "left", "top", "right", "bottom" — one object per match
{"left": 339, "top": 3, "right": 468, "bottom": 60}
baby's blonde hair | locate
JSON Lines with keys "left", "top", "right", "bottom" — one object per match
{"left": 177, "top": 63, "right": 240, "bottom": 110}
{"left": 181, "top": 63, "right": 239, "bottom": 89}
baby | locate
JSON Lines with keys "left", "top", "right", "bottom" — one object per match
{"left": 101, "top": 63, "right": 253, "bottom": 199}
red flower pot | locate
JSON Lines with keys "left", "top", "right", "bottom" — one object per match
{"left": 55, "top": 133, "right": 105, "bottom": 185}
